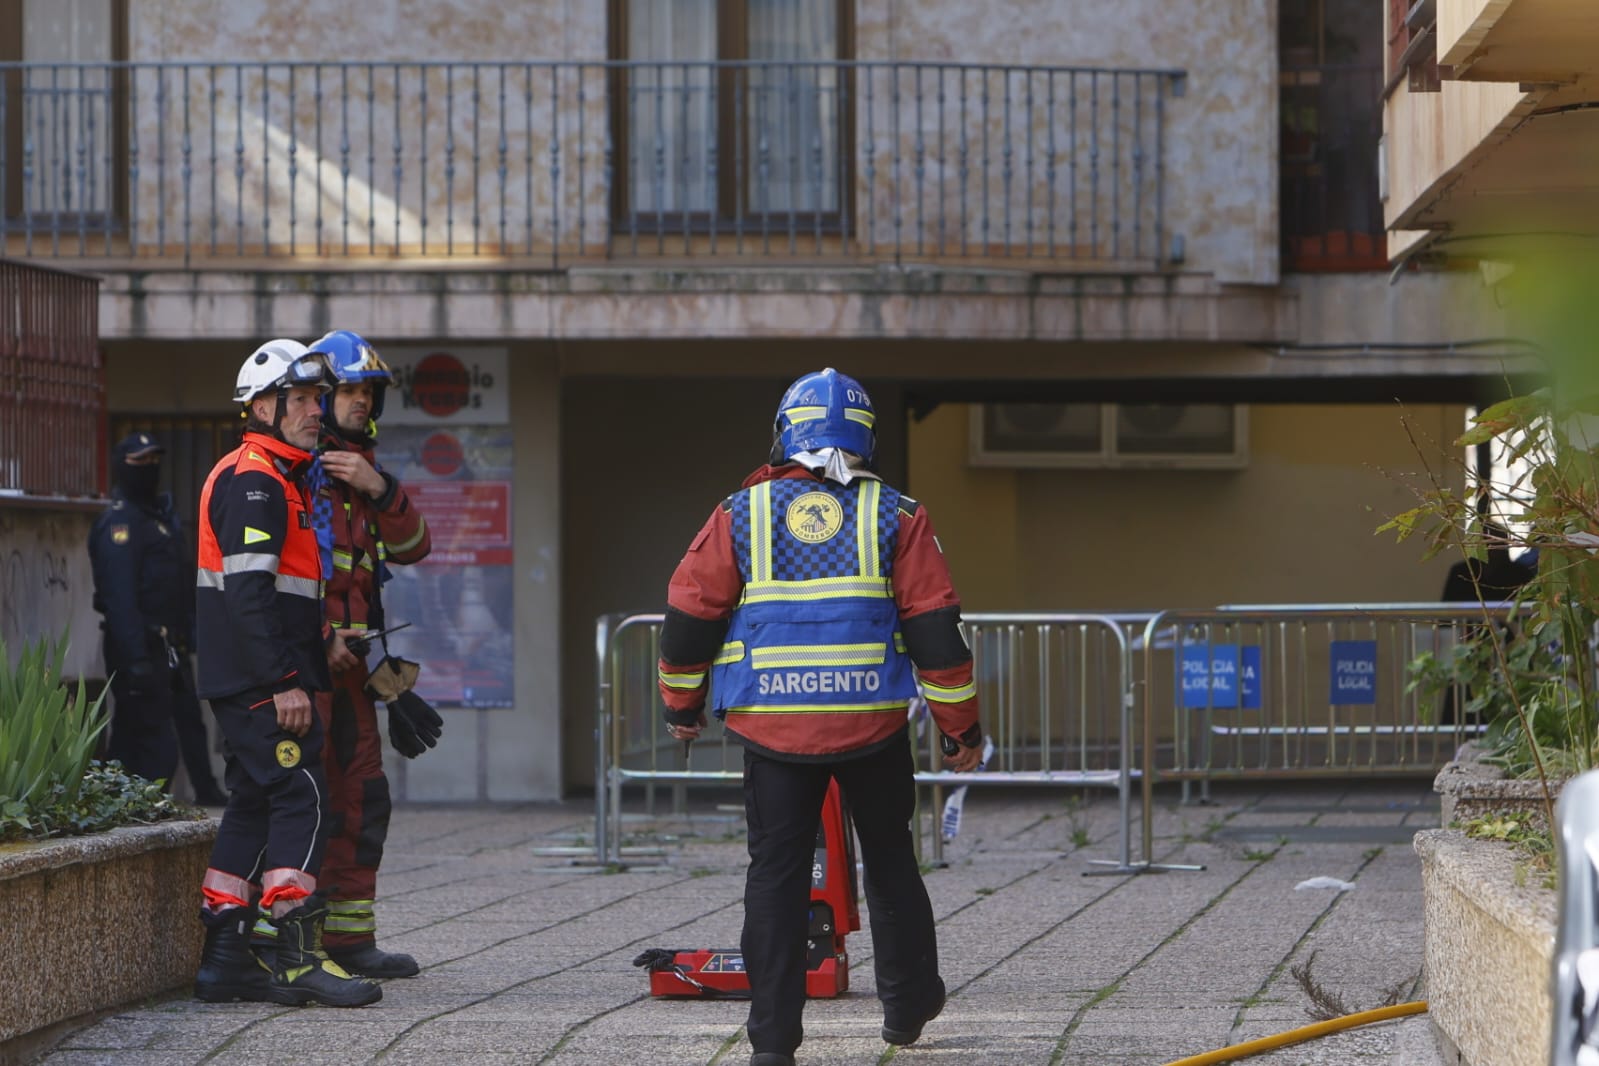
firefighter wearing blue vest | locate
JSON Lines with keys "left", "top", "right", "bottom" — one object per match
{"left": 657, "top": 368, "right": 985, "bottom": 1066}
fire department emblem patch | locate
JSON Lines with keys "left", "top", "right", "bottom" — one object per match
{"left": 275, "top": 740, "right": 302, "bottom": 768}
{"left": 110, "top": 524, "right": 129, "bottom": 545}
{"left": 785, "top": 492, "right": 842, "bottom": 544}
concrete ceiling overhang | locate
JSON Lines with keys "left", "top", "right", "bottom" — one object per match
{"left": 1442, "top": 0, "right": 1599, "bottom": 83}
{"left": 1401, "top": 93, "right": 1599, "bottom": 235}
{"left": 558, "top": 338, "right": 1541, "bottom": 405}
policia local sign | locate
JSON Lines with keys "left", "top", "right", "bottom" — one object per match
{"left": 1177, "top": 637, "right": 1381, "bottom": 709}
{"left": 374, "top": 348, "right": 513, "bottom": 709}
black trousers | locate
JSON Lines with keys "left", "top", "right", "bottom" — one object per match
{"left": 105, "top": 666, "right": 178, "bottom": 786}
{"left": 741, "top": 729, "right": 941, "bottom": 1056}
{"left": 171, "top": 657, "right": 223, "bottom": 797}
{"left": 206, "top": 690, "right": 330, "bottom": 896}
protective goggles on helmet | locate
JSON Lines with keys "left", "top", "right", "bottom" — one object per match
{"left": 281, "top": 353, "right": 333, "bottom": 390}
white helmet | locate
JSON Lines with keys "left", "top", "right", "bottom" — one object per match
{"left": 234, "top": 339, "right": 330, "bottom": 404}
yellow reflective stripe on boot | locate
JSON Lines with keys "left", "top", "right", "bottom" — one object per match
{"left": 329, "top": 899, "right": 376, "bottom": 914}
{"left": 326, "top": 900, "right": 377, "bottom": 934}
{"left": 253, "top": 917, "right": 277, "bottom": 940}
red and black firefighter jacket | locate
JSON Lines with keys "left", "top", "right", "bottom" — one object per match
{"left": 319, "top": 433, "right": 431, "bottom": 633}
{"left": 657, "top": 464, "right": 981, "bottom": 760}
{"left": 195, "top": 432, "right": 331, "bottom": 701}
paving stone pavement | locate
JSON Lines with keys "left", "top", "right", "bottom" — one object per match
{"left": 35, "top": 781, "right": 1454, "bottom": 1066}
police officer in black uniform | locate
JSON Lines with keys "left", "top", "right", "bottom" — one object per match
{"left": 88, "top": 431, "right": 226, "bottom": 801}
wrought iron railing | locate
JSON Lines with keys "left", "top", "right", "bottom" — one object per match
{"left": 0, "top": 60, "right": 1184, "bottom": 267}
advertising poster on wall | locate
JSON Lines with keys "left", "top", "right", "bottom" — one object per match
{"left": 371, "top": 347, "right": 513, "bottom": 708}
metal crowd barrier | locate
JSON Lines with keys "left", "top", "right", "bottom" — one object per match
{"left": 1137, "top": 603, "right": 1511, "bottom": 869}
{"left": 590, "top": 601, "right": 1520, "bottom": 876}
{"left": 592, "top": 611, "right": 1138, "bottom": 869}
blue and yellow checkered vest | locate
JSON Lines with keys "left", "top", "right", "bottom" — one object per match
{"left": 711, "top": 477, "right": 918, "bottom": 719}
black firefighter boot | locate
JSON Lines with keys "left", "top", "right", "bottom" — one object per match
{"left": 267, "top": 897, "right": 383, "bottom": 1007}
{"left": 194, "top": 906, "right": 287, "bottom": 1003}
{"left": 327, "top": 941, "right": 421, "bottom": 979}
{"left": 324, "top": 900, "right": 420, "bottom": 978}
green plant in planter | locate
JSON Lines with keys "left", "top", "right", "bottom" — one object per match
{"left": 0, "top": 631, "right": 196, "bottom": 841}
{"left": 1405, "top": 590, "right": 1594, "bottom": 777}
{"left": 15, "top": 760, "right": 193, "bottom": 839}
{"left": 1382, "top": 242, "right": 1599, "bottom": 828}
{"left": 0, "top": 631, "right": 109, "bottom": 825}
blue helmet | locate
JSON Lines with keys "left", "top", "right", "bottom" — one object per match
{"left": 309, "top": 329, "right": 393, "bottom": 421}
{"left": 771, "top": 368, "right": 877, "bottom": 465}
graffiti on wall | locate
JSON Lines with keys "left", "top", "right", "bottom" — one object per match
{"left": 0, "top": 507, "right": 101, "bottom": 678}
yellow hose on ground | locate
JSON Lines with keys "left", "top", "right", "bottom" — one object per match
{"left": 1161, "top": 1001, "right": 1428, "bottom": 1066}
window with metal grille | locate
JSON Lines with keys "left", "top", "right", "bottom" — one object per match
{"left": 0, "top": 258, "right": 103, "bottom": 498}
{"left": 610, "top": 0, "right": 851, "bottom": 233}
{"left": 1, "top": 1, "right": 130, "bottom": 235}
{"left": 1280, "top": 0, "right": 1387, "bottom": 271}
{"left": 107, "top": 414, "right": 242, "bottom": 537}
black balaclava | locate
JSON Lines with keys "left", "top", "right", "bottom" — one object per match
{"left": 114, "top": 460, "right": 160, "bottom": 502}
{"left": 112, "top": 433, "right": 163, "bottom": 503}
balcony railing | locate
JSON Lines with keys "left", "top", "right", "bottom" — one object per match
{"left": 0, "top": 60, "right": 1185, "bottom": 269}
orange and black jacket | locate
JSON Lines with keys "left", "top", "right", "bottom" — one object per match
{"left": 195, "top": 431, "right": 330, "bottom": 701}
{"left": 320, "top": 433, "right": 431, "bottom": 631}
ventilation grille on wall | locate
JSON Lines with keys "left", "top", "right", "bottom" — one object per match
{"left": 969, "top": 403, "right": 1249, "bottom": 469}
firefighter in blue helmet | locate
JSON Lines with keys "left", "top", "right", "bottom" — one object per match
{"left": 657, "top": 368, "right": 985, "bottom": 1066}
{"left": 273, "top": 328, "right": 436, "bottom": 978}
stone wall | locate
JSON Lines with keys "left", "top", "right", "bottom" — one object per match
{"left": 121, "top": 1, "right": 609, "bottom": 259}
{"left": 1416, "top": 828, "right": 1555, "bottom": 1066}
{"left": 857, "top": 0, "right": 1278, "bottom": 284}
{"left": 0, "top": 505, "right": 102, "bottom": 680}
{"left": 0, "top": 821, "right": 216, "bottom": 1048}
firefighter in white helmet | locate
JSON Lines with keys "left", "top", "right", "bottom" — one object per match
{"left": 190, "top": 340, "right": 380, "bottom": 1008}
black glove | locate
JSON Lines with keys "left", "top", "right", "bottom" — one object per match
{"left": 386, "top": 690, "right": 443, "bottom": 758}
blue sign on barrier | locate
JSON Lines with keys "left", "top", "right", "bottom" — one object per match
{"left": 1240, "top": 645, "right": 1262, "bottom": 710}
{"left": 1180, "top": 642, "right": 1264, "bottom": 710}
{"left": 1329, "top": 640, "right": 1378, "bottom": 705}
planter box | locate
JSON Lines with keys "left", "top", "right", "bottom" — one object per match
{"left": 1417, "top": 828, "right": 1556, "bottom": 1066}
{"left": 1435, "top": 746, "right": 1561, "bottom": 832}
{"left": 1423, "top": 745, "right": 1565, "bottom": 1066}
{"left": 0, "top": 819, "right": 216, "bottom": 1050}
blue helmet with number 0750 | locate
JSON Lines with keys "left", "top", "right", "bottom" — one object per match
{"left": 771, "top": 368, "right": 876, "bottom": 466}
